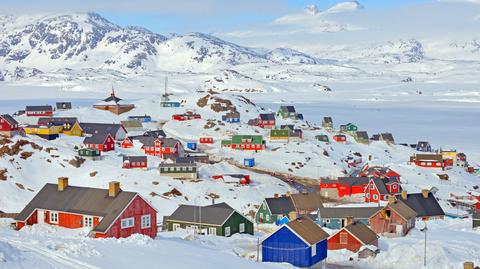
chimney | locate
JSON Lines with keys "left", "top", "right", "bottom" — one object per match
{"left": 58, "top": 177, "right": 68, "bottom": 191}
{"left": 346, "top": 216, "right": 354, "bottom": 226}
{"left": 421, "top": 189, "right": 429, "bottom": 199}
{"left": 274, "top": 193, "right": 279, "bottom": 198}
{"left": 463, "top": 262, "right": 474, "bottom": 269}
{"left": 388, "top": 195, "right": 396, "bottom": 204}
{"left": 109, "top": 181, "right": 121, "bottom": 198}
{"left": 401, "top": 191, "right": 408, "bottom": 200}
{"left": 285, "top": 191, "right": 291, "bottom": 197}
{"left": 288, "top": 211, "right": 297, "bottom": 220}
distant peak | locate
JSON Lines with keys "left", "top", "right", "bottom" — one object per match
{"left": 305, "top": 4, "right": 319, "bottom": 15}
{"left": 326, "top": 1, "right": 364, "bottom": 13}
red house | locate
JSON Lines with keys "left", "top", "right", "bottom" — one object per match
{"left": 26, "top": 105, "right": 53, "bottom": 117}
{"left": 333, "top": 134, "right": 346, "bottom": 143}
{"left": 199, "top": 137, "right": 213, "bottom": 144}
{"left": 122, "top": 156, "right": 147, "bottom": 169}
{"left": 212, "top": 174, "right": 251, "bottom": 185}
{"left": 83, "top": 133, "right": 115, "bottom": 152}
{"left": 121, "top": 137, "right": 134, "bottom": 148}
{"left": 172, "top": 111, "right": 201, "bottom": 121}
{"left": 320, "top": 177, "right": 370, "bottom": 199}
{"left": 328, "top": 221, "right": 378, "bottom": 253}
{"left": 0, "top": 114, "right": 19, "bottom": 137}
{"left": 409, "top": 154, "right": 444, "bottom": 168}
{"left": 139, "top": 137, "right": 181, "bottom": 158}
{"left": 15, "top": 178, "right": 158, "bottom": 239}
{"left": 364, "top": 178, "right": 401, "bottom": 203}
{"left": 369, "top": 197, "right": 417, "bottom": 237}
{"left": 258, "top": 113, "right": 276, "bottom": 129}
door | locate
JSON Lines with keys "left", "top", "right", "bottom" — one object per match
{"left": 208, "top": 227, "right": 216, "bottom": 235}
{"left": 37, "top": 210, "right": 45, "bottom": 224}
{"left": 224, "top": 227, "right": 231, "bottom": 237}
{"left": 172, "top": 223, "right": 180, "bottom": 231}
{"left": 239, "top": 223, "right": 245, "bottom": 233}
{"left": 396, "top": 224, "right": 403, "bottom": 236}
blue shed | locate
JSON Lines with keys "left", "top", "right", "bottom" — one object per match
{"left": 187, "top": 142, "right": 197, "bottom": 150}
{"left": 262, "top": 216, "right": 328, "bottom": 268}
{"left": 244, "top": 158, "right": 255, "bottom": 167}
{"left": 275, "top": 216, "right": 289, "bottom": 226}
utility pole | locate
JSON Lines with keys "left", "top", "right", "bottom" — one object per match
{"left": 420, "top": 221, "right": 427, "bottom": 267}
{"left": 256, "top": 237, "right": 260, "bottom": 262}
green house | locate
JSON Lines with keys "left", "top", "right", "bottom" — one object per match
{"left": 277, "top": 106, "right": 297, "bottom": 119}
{"left": 474, "top": 212, "right": 480, "bottom": 229}
{"left": 270, "top": 129, "right": 290, "bottom": 142}
{"left": 354, "top": 131, "right": 370, "bottom": 144}
{"left": 165, "top": 203, "right": 254, "bottom": 236}
{"left": 315, "top": 134, "right": 329, "bottom": 142}
{"left": 340, "top": 123, "right": 358, "bottom": 133}
{"left": 222, "top": 135, "right": 266, "bottom": 150}
{"left": 255, "top": 196, "right": 296, "bottom": 224}
{"left": 78, "top": 148, "right": 101, "bottom": 158}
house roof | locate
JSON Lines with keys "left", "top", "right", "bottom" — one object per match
{"left": 290, "top": 192, "right": 324, "bottom": 212}
{"left": 231, "top": 135, "right": 264, "bottom": 145}
{"left": 270, "top": 129, "right": 289, "bottom": 137}
{"left": 15, "top": 183, "right": 139, "bottom": 233}
{"left": 371, "top": 134, "right": 380, "bottom": 141}
{"left": 38, "top": 117, "right": 78, "bottom": 126}
{"left": 280, "top": 124, "right": 294, "bottom": 131}
{"left": 417, "top": 141, "right": 430, "bottom": 147}
{"left": 323, "top": 117, "right": 333, "bottom": 124}
{"left": 26, "top": 105, "right": 52, "bottom": 112}
{"left": 123, "top": 156, "right": 147, "bottom": 163}
{"left": 120, "top": 120, "right": 143, "bottom": 129}
{"left": 158, "top": 161, "right": 196, "bottom": 168}
{"left": 83, "top": 133, "right": 111, "bottom": 145}
{"left": 356, "top": 131, "right": 369, "bottom": 140}
{"left": 167, "top": 203, "right": 240, "bottom": 226}
{"left": 370, "top": 178, "right": 389, "bottom": 195}
{"left": 414, "top": 154, "right": 443, "bottom": 162}
{"left": 399, "top": 192, "right": 445, "bottom": 218}
{"left": 337, "top": 177, "right": 370, "bottom": 187}
{"left": 473, "top": 212, "right": 480, "bottom": 220}
{"left": 343, "top": 222, "right": 378, "bottom": 245}
{"left": 319, "top": 206, "right": 382, "bottom": 219}
{"left": 129, "top": 115, "right": 151, "bottom": 119}
{"left": 163, "top": 138, "right": 180, "bottom": 148}
{"left": 259, "top": 113, "right": 275, "bottom": 121}
{"left": 265, "top": 196, "right": 296, "bottom": 215}
{"left": 144, "top": 130, "right": 166, "bottom": 138}
{"left": 380, "top": 133, "right": 395, "bottom": 142}
{"left": 286, "top": 216, "right": 329, "bottom": 245}
{"left": 387, "top": 200, "right": 418, "bottom": 220}
{"left": 79, "top": 123, "right": 124, "bottom": 136}
{"left": 0, "top": 114, "right": 18, "bottom": 125}
{"left": 279, "top": 106, "right": 296, "bottom": 113}
{"left": 224, "top": 111, "right": 240, "bottom": 118}
{"left": 136, "top": 136, "right": 160, "bottom": 147}
{"left": 102, "top": 90, "right": 122, "bottom": 104}
{"left": 56, "top": 102, "right": 72, "bottom": 109}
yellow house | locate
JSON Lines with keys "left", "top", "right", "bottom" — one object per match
{"left": 441, "top": 150, "right": 457, "bottom": 159}
{"left": 24, "top": 125, "right": 62, "bottom": 135}
{"left": 62, "top": 121, "right": 83, "bottom": 136}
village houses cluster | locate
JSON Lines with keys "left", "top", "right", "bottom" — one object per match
{"left": 0, "top": 86, "right": 479, "bottom": 269}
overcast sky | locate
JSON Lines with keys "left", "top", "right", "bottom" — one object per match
{"left": 0, "top": 0, "right": 439, "bottom": 33}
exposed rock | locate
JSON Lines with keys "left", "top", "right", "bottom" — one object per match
{"left": 68, "top": 156, "right": 85, "bottom": 168}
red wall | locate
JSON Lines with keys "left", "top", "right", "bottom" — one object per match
{"left": 27, "top": 111, "right": 53, "bottom": 117}
{"left": 99, "top": 195, "right": 157, "bottom": 239}
{"left": 328, "top": 231, "right": 377, "bottom": 253}
{"left": 0, "top": 117, "right": 17, "bottom": 131}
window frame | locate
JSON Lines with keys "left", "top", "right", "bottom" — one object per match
{"left": 141, "top": 214, "right": 151, "bottom": 229}
{"left": 121, "top": 217, "right": 135, "bottom": 229}
{"left": 50, "top": 211, "right": 59, "bottom": 224}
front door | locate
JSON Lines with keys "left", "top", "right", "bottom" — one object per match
{"left": 37, "top": 210, "right": 45, "bottom": 224}
{"left": 225, "top": 226, "right": 231, "bottom": 237}
{"left": 396, "top": 224, "right": 403, "bottom": 235}
{"left": 239, "top": 223, "right": 245, "bottom": 233}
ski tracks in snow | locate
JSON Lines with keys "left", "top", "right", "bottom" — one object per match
{"left": 2, "top": 238, "right": 100, "bottom": 269}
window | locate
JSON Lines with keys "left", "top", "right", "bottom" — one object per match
{"left": 141, "top": 215, "right": 151, "bottom": 229}
{"left": 370, "top": 183, "right": 374, "bottom": 190}
{"left": 393, "top": 184, "right": 397, "bottom": 189}
{"left": 340, "top": 232, "right": 348, "bottom": 244}
{"left": 326, "top": 219, "right": 330, "bottom": 223}
{"left": 84, "top": 216, "right": 93, "bottom": 227}
{"left": 266, "top": 214, "right": 270, "bottom": 222}
{"left": 225, "top": 226, "right": 231, "bottom": 237}
{"left": 373, "top": 194, "right": 378, "bottom": 200}
{"left": 121, "top": 217, "right": 135, "bottom": 229}
{"left": 208, "top": 227, "right": 216, "bottom": 235}
{"left": 239, "top": 223, "right": 245, "bottom": 233}
{"left": 173, "top": 223, "right": 180, "bottom": 231}
{"left": 50, "top": 211, "right": 59, "bottom": 223}
{"left": 262, "top": 203, "right": 266, "bottom": 210}
{"left": 311, "top": 243, "right": 317, "bottom": 257}
{"left": 259, "top": 213, "right": 263, "bottom": 221}
{"left": 366, "top": 193, "right": 370, "bottom": 198}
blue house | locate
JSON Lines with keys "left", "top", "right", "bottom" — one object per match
{"left": 244, "top": 158, "right": 255, "bottom": 167}
{"left": 187, "top": 142, "right": 197, "bottom": 151}
{"left": 317, "top": 207, "right": 381, "bottom": 230}
{"left": 262, "top": 216, "right": 328, "bottom": 268}
{"left": 222, "top": 111, "right": 240, "bottom": 123}
{"left": 416, "top": 141, "right": 432, "bottom": 152}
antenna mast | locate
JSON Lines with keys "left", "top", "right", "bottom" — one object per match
{"left": 164, "top": 76, "right": 168, "bottom": 96}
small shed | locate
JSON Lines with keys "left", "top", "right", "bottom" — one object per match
{"left": 262, "top": 216, "right": 328, "bottom": 268}
{"left": 187, "top": 142, "right": 197, "bottom": 150}
{"left": 122, "top": 156, "right": 147, "bottom": 169}
{"left": 328, "top": 221, "right": 379, "bottom": 253}
{"left": 333, "top": 134, "right": 346, "bottom": 143}
{"left": 56, "top": 102, "right": 72, "bottom": 110}
{"left": 244, "top": 158, "right": 255, "bottom": 167}
{"left": 121, "top": 137, "right": 134, "bottom": 148}
{"left": 199, "top": 137, "right": 213, "bottom": 144}
{"left": 78, "top": 148, "right": 101, "bottom": 160}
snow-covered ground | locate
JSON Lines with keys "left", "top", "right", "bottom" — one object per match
{"left": 0, "top": 80, "right": 479, "bottom": 269}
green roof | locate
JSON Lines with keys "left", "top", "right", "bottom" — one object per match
{"left": 231, "top": 135, "right": 264, "bottom": 145}
{"left": 270, "top": 129, "right": 289, "bottom": 137}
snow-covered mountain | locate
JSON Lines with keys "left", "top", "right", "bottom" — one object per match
{"left": 0, "top": 13, "right": 327, "bottom": 78}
